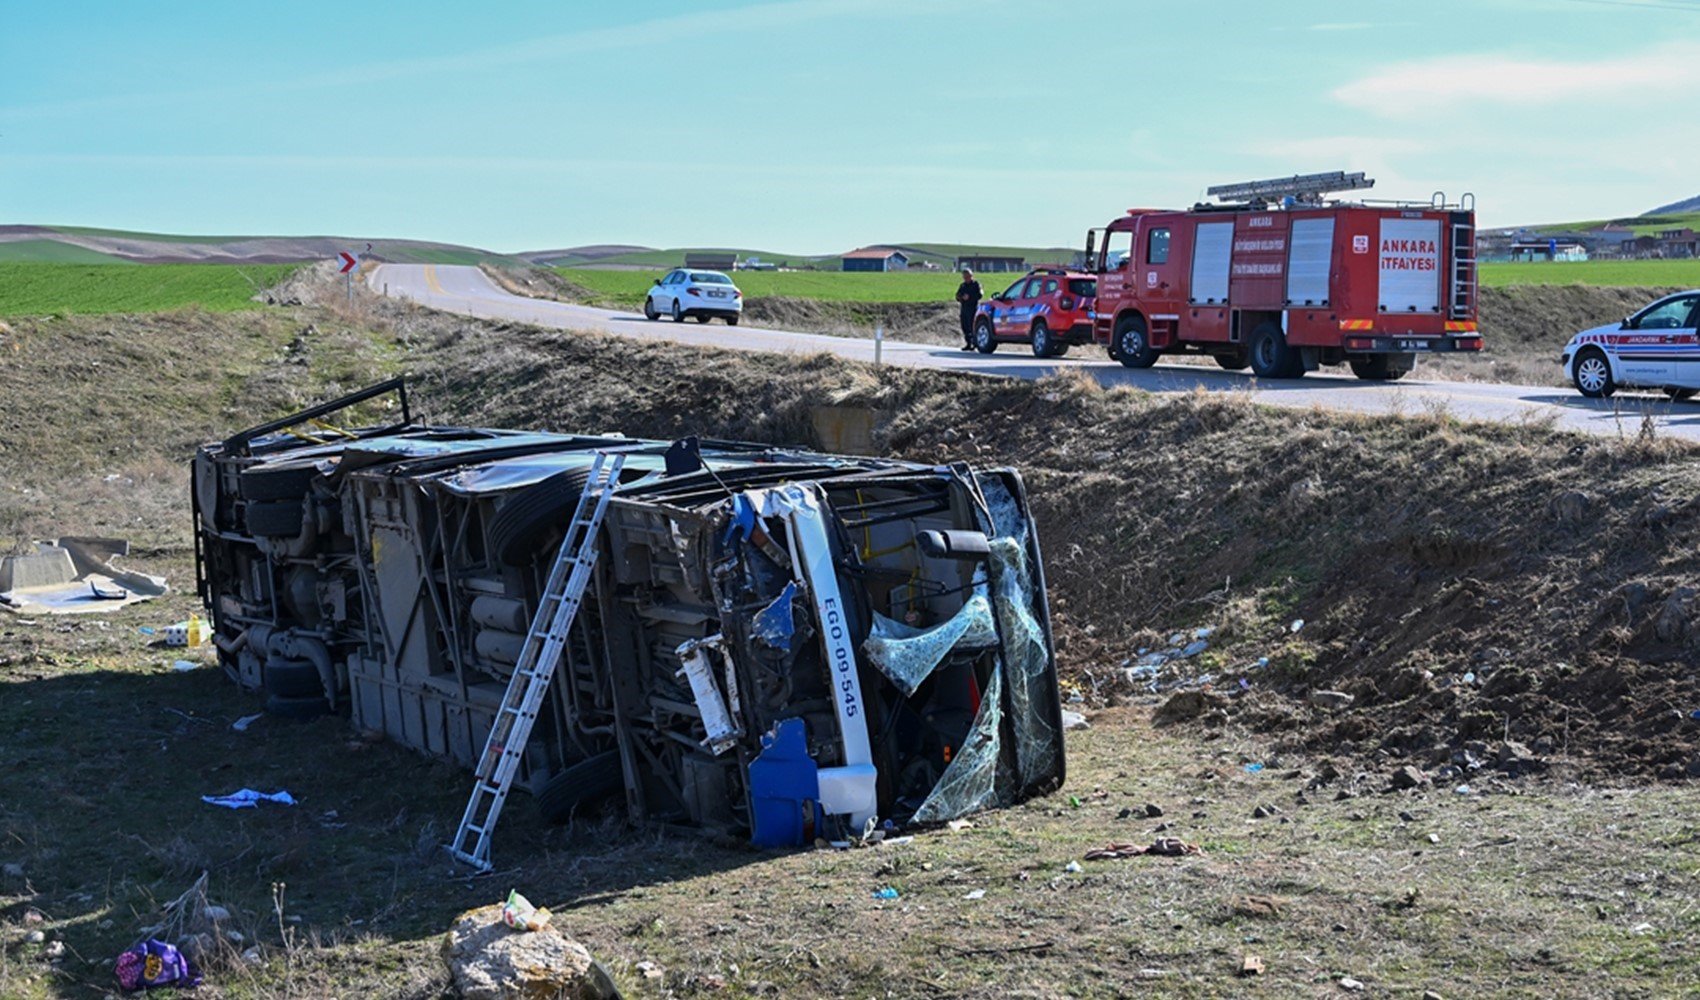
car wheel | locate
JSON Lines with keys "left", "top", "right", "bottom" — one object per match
{"left": 1573, "top": 348, "right": 1614, "bottom": 398}
{"left": 1348, "top": 356, "right": 1408, "bottom": 381}
{"left": 974, "top": 318, "right": 998, "bottom": 354}
{"left": 1030, "top": 320, "right": 1056, "bottom": 358}
{"left": 1248, "top": 322, "right": 1302, "bottom": 379}
{"left": 1663, "top": 387, "right": 1696, "bottom": 401}
{"left": 1114, "top": 316, "right": 1157, "bottom": 369}
{"left": 726, "top": 315, "right": 740, "bottom": 326}
{"left": 693, "top": 315, "right": 710, "bottom": 324}
{"left": 671, "top": 300, "right": 683, "bottom": 322}
{"left": 643, "top": 297, "right": 658, "bottom": 321}
{"left": 536, "top": 751, "right": 625, "bottom": 824}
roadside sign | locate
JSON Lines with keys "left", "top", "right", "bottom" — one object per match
{"left": 338, "top": 252, "right": 358, "bottom": 274}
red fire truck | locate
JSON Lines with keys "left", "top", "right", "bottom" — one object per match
{"left": 1086, "top": 171, "right": 1482, "bottom": 380}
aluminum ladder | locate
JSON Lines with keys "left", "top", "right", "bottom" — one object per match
{"left": 1450, "top": 213, "right": 1477, "bottom": 321}
{"left": 446, "top": 451, "right": 626, "bottom": 871}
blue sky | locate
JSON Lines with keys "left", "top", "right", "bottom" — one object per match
{"left": 3, "top": 0, "right": 1697, "bottom": 253}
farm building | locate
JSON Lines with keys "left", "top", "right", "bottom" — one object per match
{"left": 954, "top": 255, "right": 1026, "bottom": 273}
{"left": 1657, "top": 229, "right": 1699, "bottom": 258}
{"left": 841, "top": 248, "right": 909, "bottom": 272}
{"left": 683, "top": 251, "right": 738, "bottom": 270}
{"left": 1509, "top": 238, "right": 1588, "bottom": 262}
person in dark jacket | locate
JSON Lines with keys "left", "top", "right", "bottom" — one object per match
{"left": 955, "top": 269, "right": 982, "bottom": 349}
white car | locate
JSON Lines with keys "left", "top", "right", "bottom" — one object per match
{"left": 643, "top": 269, "right": 743, "bottom": 325}
{"left": 1562, "top": 290, "right": 1700, "bottom": 400}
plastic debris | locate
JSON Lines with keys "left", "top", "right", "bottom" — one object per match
{"left": 963, "top": 889, "right": 985, "bottom": 900}
{"left": 115, "top": 939, "right": 202, "bottom": 991}
{"left": 1181, "top": 640, "right": 1209, "bottom": 657}
{"left": 1063, "top": 861, "right": 1083, "bottom": 873}
{"left": 1454, "top": 784, "right": 1472, "bottom": 795}
{"left": 1193, "top": 626, "right": 1215, "bottom": 640}
{"left": 499, "top": 889, "right": 551, "bottom": 932}
{"left": 1060, "top": 709, "right": 1089, "bottom": 731}
{"left": 1691, "top": 710, "right": 1700, "bottom": 721}
{"left": 171, "top": 660, "right": 198, "bottom": 672}
{"left": 201, "top": 788, "right": 297, "bottom": 809}
{"left": 1244, "top": 762, "right": 1264, "bottom": 773}
{"left": 1289, "top": 619, "right": 1305, "bottom": 633}
{"left": 871, "top": 887, "right": 900, "bottom": 900}
{"left": 137, "top": 626, "right": 156, "bottom": 636}
{"left": 231, "top": 713, "right": 263, "bottom": 732}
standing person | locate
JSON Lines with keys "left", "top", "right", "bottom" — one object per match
{"left": 955, "top": 269, "right": 983, "bottom": 350}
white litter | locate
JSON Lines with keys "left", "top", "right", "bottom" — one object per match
{"left": 202, "top": 789, "right": 297, "bottom": 809}
{"left": 231, "top": 713, "right": 264, "bottom": 732}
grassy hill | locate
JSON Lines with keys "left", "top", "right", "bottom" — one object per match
{"left": 537, "top": 241, "right": 1080, "bottom": 270}
{"left": 1531, "top": 210, "right": 1700, "bottom": 236}
{"left": 0, "top": 225, "right": 521, "bottom": 266}
{"left": 0, "top": 262, "right": 300, "bottom": 316}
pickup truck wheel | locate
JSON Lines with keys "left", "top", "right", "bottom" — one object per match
{"left": 1573, "top": 348, "right": 1614, "bottom": 398}
{"left": 973, "top": 318, "right": 998, "bottom": 354}
{"left": 536, "top": 751, "right": 624, "bottom": 823}
{"left": 1114, "top": 316, "right": 1157, "bottom": 369}
{"left": 1248, "top": 322, "right": 1302, "bottom": 379}
{"left": 643, "top": 297, "right": 658, "bottom": 321}
{"left": 1663, "top": 387, "right": 1696, "bottom": 401}
{"left": 246, "top": 500, "right": 305, "bottom": 537}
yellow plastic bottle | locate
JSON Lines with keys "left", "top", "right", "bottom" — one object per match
{"left": 187, "top": 613, "right": 210, "bottom": 648}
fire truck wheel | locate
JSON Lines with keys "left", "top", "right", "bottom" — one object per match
{"left": 1572, "top": 348, "right": 1614, "bottom": 398}
{"left": 1030, "top": 320, "right": 1065, "bottom": 358}
{"left": 1215, "top": 350, "right": 1248, "bottom": 371}
{"left": 1348, "top": 356, "right": 1409, "bottom": 381}
{"left": 536, "top": 751, "right": 625, "bottom": 824}
{"left": 973, "top": 318, "right": 998, "bottom": 354}
{"left": 1249, "top": 323, "right": 1302, "bottom": 379}
{"left": 1114, "top": 316, "right": 1157, "bottom": 369}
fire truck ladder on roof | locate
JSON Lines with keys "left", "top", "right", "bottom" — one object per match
{"left": 447, "top": 450, "right": 626, "bottom": 872}
{"left": 1206, "top": 170, "right": 1375, "bottom": 206}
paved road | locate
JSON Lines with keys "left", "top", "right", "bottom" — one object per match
{"left": 371, "top": 263, "right": 1700, "bottom": 443}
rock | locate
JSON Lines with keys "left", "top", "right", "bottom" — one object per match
{"left": 1154, "top": 689, "right": 1227, "bottom": 725}
{"left": 1340, "top": 976, "right": 1366, "bottom": 991}
{"left": 242, "top": 946, "right": 264, "bottom": 965}
{"left": 1550, "top": 490, "right": 1591, "bottom": 524}
{"left": 1239, "top": 954, "right": 1265, "bottom": 977}
{"left": 226, "top": 930, "right": 245, "bottom": 945}
{"left": 1309, "top": 690, "right": 1354, "bottom": 710}
{"left": 1252, "top": 804, "right": 1280, "bottom": 819}
{"left": 43, "top": 940, "right": 64, "bottom": 960}
{"left": 635, "top": 960, "right": 664, "bottom": 981}
{"left": 1144, "top": 803, "right": 1164, "bottom": 818}
{"left": 1060, "top": 709, "right": 1090, "bottom": 731}
{"left": 25, "top": 929, "right": 45, "bottom": 944}
{"left": 1423, "top": 992, "right": 1445, "bottom": 1000}
{"left": 1655, "top": 587, "right": 1695, "bottom": 644}
{"left": 1398, "top": 810, "right": 1417, "bottom": 823}
{"left": 442, "top": 903, "right": 609, "bottom": 1000}
{"left": 178, "top": 933, "right": 215, "bottom": 966}
{"left": 1390, "top": 765, "right": 1430, "bottom": 790}
{"left": 203, "top": 904, "right": 231, "bottom": 923}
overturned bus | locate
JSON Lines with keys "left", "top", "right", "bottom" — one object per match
{"left": 192, "top": 380, "right": 1064, "bottom": 846}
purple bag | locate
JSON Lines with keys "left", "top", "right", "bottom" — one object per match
{"left": 115, "top": 938, "right": 202, "bottom": 991}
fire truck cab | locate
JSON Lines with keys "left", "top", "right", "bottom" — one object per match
{"left": 1086, "top": 171, "right": 1483, "bottom": 381}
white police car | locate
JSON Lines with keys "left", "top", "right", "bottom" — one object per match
{"left": 1561, "top": 290, "right": 1700, "bottom": 400}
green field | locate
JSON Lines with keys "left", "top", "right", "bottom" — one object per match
{"left": 556, "top": 266, "right": 1037, "bottom": 306}
{"left": 1478, "top": 258, "right": 1700, "bottom": 288}
{"left": 0, "top": 262, "right": 301, "bottom": 316}
{"left": 1535, "top": 210, "right": 1700, "bottom": 237}
{"left": 0, "top": 239, "right": 135, "bottom": 264}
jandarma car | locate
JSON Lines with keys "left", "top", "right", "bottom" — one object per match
{"left": 1561, "top": 290, "right": 1700, "bottom": 400}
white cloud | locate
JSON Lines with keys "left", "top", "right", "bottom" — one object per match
{"left": 1332, "top": 40, "right": 1700, "bottom": 115}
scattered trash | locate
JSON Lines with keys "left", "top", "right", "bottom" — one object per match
{"left": 25, "top": 929, "right": 45, "bottom": 943}
{"left": 1193, "top": 626, "right": 1215, "bottom": 640}
{"left": 171, "top": 660, "right": 199, "bottom": 672}
{"left": 1691, "top": 710, "right": 1700, "bottom": 721}
{"left": 1060, "top": 709, "right": 1089, "bottom": 731}
{"left": 1, "top": 537, "right": 167, "bottom": 616}
{"left": 1244, "top": 762, "right": 1264, "bottom": 773}
{"left": 1254, "top": 656, "right": 1270, "bottom": 668}
{"left": 1068, "top": 795, "right": 1082, "bottom": 808}
{"left": 242, "top": 946, "right": 263, "bottom": 965}
{"left": 499, "top": 890, "right": 551, "bottom": 932}
{"left": 115, "top": 939, "right": 203, "bottom": 992}
{"left": 1239, "top": 954, "right": 1265, "bottom": 977}
{"left": 1289, "top": 619, "right": 1305, "bottom": 633}
{"left": 164, "top": 615, "right": 212, "bottom": 648}
{"left": 1463, "top": 672, "right": 1477, "bottom": 685}
{"left": 137, "top": 626, "right": 157, "bottom": 636}
{"left": 871, "top": 887, "right": 900, "bottom": 900}
{"left": 201, "top": 788, "right": 297, "bottom": 809}
{"left": 1454, "top": 785, "right": 1472, "bottom": 795}
{"left": 43, "top": 939, "right": 65, "bottom": 960}
{"left": 1340, "top": 976, "right": 1366, "bottom": 991}
{"left": 1308, "top": 689, "right": 1354, "bottom": 710}
{"left": 635, "top": 960, "right": 664, "bottom": 981}
{"left": 1238, "top": 678, "right": 1251, "bottom": 691}
{"left": 946, "top": 819, "right": 974, "bottom": 832}
{"left": 1063, "top": 861, "right": 1083, "bottom": 873}
{"left": 1083, "top": 838, "right": 1203, "bottom": 860}
{"left": 1181, "top": 640, "right": 1209, "bottom": 657}
{"left": 231, "top": 713, "right": 263, "bottom": 732}
{"left": 963, "top": 889, "right": 986, "bottom": 901}
{"left": 1631, "top": 922, "right": 1655, "bottom": 935}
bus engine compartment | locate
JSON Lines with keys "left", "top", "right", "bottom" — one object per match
{"left": 192, "top": 380, "right": 1065, "bottom": 846}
